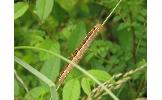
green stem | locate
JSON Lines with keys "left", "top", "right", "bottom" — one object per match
{"left": 15, "top": 56, "right": 57, "bottom": 100}
{"left": 14, "top": 70, "right": 32, "bottom": 99}
{"left": 102, "top": 0, "right": 123, "bottom": 26}
{"left": 15, "top": 46, "right": 119, "bottom": 100}
{"left": 129, "top": 12, "right": 137, "bottom": 63}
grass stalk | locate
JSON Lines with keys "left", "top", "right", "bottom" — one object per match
{"left": 15, "top": 56, "right": 57, "bottom": 100}
{"left": 15, "top": 46, "right": 119, "bottom": 100}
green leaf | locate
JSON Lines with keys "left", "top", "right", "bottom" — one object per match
{"left": 113, "top": 15, "right": 121, "bottom": 22}
{"left": 38, "top": 39, "right": 58, "bottom": 60}
{"left": 53, "top": 2, "right": 68, "bottom": 22}
{"left": 90, "top": 40, "right": 112, "bottom": 58}
{"left": 67, "top": 21, "right": 87, "bottom": 53}
{"left": 36, "top": 0, "right": 54, "bottom": 21}
{"left": 40, "top": 41, "right": 61, "bottom": 82}
{"left": 88, "top": 2, "right": 104, "bottom": 17}
{"left": 81, "top": 78, "right": 91, "bottom": 95}
{"left": 136, "top": 59, "right": 146, "bottom": 67}
{"left": 24, "top": 86, "right": 49, "bottom": 100}
{"left": 88, "top": 70, "right": 112, "bottom": 82}
{"left": 14, "top": 2, "right": 29, "bottom": 20}
{"left": 65, "top": 69, "right": 82, "bottom": 83}
{"left": 56, "top": 0, "right": 78, "bottom": 12}
{"left": 14, "top": 79, "right": 20, "bottom": 96}
{"left": 117, "top": 22, "right": 130, "bottom": 31}
{"left": 115, "top": 29, "right": 133, "bottom": 51}
{"left": 63, "top": 79, "right": 80, "bottom": 100}
{"left": 43, "top": 16, "right": 59, "bottom": 32}
{"left": 61, "top": 23, "right": 75, "bottom": 39}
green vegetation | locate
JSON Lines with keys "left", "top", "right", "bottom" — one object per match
{"left": 14, "top": 0, "right": 147, "bottom": 100}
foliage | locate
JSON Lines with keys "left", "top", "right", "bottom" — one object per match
{"left": 14, "top": 2, "right": 29, "bottom": 20}
{"left": 14, "top": 0, "right": 147, "bottom": 100}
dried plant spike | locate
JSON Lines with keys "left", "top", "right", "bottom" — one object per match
{"left": 58, "top": 24, "right": 103, "bottom": 84}
{"left": 58, "top": 0, "right": 124, "bottom": 85}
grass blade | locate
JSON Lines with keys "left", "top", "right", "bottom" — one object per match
{"left": 14, "top": 56, "right": 57, "bottom": 100}
{"left": 14, "top": 70, "right": 31, "bottom": 97}
{"left": 15, "top": 46, "right": 119, "bottom": 100}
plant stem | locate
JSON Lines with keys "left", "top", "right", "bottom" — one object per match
{"left": 15, "top": 46, "right": 119, "bottom": 100}
{"left": 14, "top": 70, "right": 32, "bottom": 99}
{"left": 15, "top": 56, "right": 57, "bottom": 100}
{"left": 88, "top": 63, "right": 146, "bottom": 98}
{"left": 102, "top": 0, "right": 123, "bottom": 26}
{"left": 129, "top": 12, "right": 137, "bottom": 63}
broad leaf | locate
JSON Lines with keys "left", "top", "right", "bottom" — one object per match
{"left": 88, "top": 69, "right": 112, "bottom": 82}
{"left": 81, "top": 78, "right": 91, "bottom": 95}
{"left": 14, "top": 2, "right": 29, "bottom": 20}
{"left": 67, "top": 21, "right": 87, "bottom": 53}
{"left": 40, "top": 40, "right": 61, "bottom": 82}
{"left": 36, "top": 0, "right": 54, "bottom": 21}
{"left": 56, "top": 0, "right": 78, "bottom": 13}
{"left": 24, "top": 86, "right": 49, "bottom": 100}
{"left": 63, "top": 79, "right": 80, "bottom": 100}
{"left": 116, "top": 29, "right": 133, "bottom": 51}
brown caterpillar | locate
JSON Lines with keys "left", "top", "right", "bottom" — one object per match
{"left": 58, "top": 24, "right": 103, "bottom": 84}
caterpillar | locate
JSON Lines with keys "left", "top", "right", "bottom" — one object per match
{"left": 58, "top": 24, "right": 103, "bottom": 84}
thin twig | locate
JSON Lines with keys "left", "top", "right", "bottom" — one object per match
{"left": 102, "top": 0, "right": 123, "bottom": 26}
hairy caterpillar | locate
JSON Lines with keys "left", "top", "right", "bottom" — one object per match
{"left": 58, "top": 24, "right": 103, "bottom": 84}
